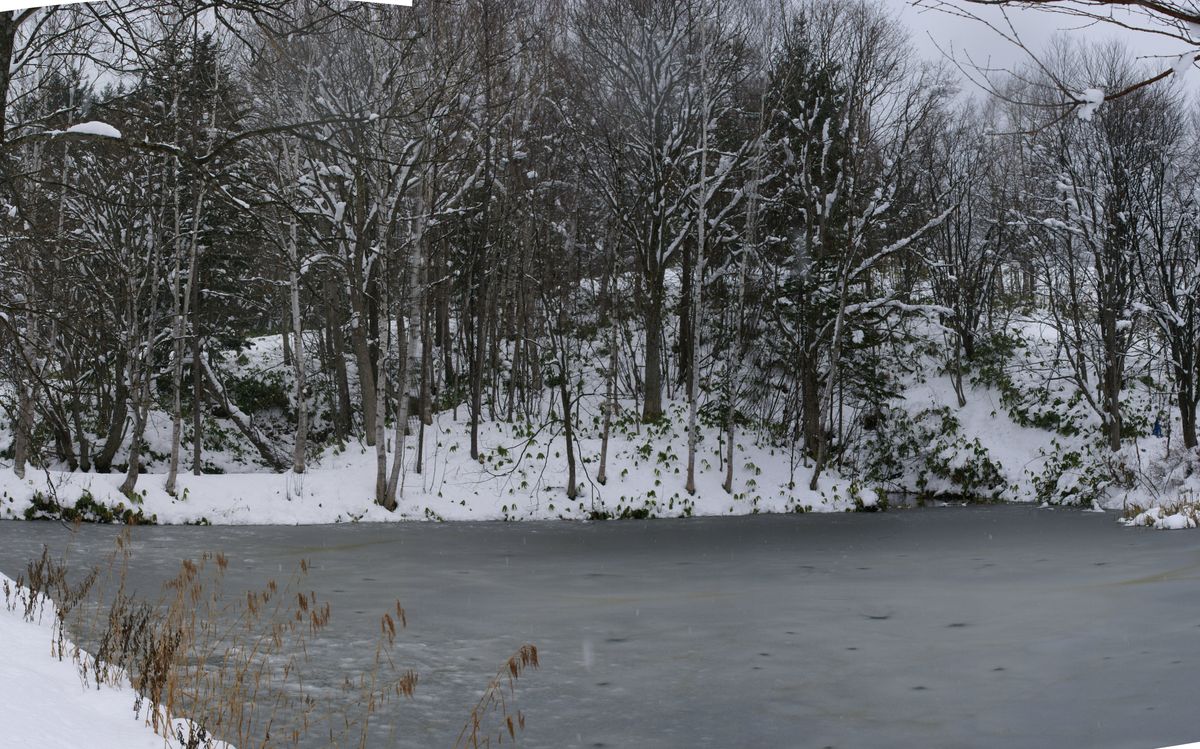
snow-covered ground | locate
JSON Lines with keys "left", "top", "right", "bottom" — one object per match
{"left": 0, "top": 395, "right": 872, "bottom": 525}
{"left": 0, "top": 572, "right": 227, "bottom": 749}
{"left": 2, "top": 313, "right": 1197, "bottom": 529}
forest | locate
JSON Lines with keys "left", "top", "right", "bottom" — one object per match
{"left": 2, "top": 0, "right": 1199, "bottom": 525}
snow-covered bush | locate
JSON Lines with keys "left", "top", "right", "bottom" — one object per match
{"left": 228, "top": 371, "right": 291, "bottom": 416}
{"left": 22, "top": 490, "right": 155, "bottom": 525}
{"left": 970, "top": 332, "right": 1085, "bottom": 436}
{"left": 862, "top": 406, "right": 1006, "bottom": 500}
{"left": 1030, "top": 437, "right": 1123, "bottom": 506}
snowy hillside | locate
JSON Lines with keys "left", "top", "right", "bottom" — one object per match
{"left": 2, "top": 310, "right": 1196, "bottom": 528}
{"left": 1, "top": 329, "right": 881, "bottom": 524}
{"left": 3, "top": 0, "right": 1200, "bottom": 532}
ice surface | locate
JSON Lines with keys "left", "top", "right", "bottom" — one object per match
{"left": 2, "top": 507, "right": 1199, "bottom": 749}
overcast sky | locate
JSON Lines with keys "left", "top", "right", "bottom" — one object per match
{"left": 895, "top": 0, "right": 1200, "bottom": 93}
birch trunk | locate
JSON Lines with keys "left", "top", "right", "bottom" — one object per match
{"left": 288, "top": 212, "right": 307, "bottom": 473}
{"left": 685, "top": 21, "right": 709, "bottom": 496}
{"left": 166, "top": 182, "right": 206, "bottom": 495}
{"left": 387, "top": 196, "right": 427, "bottom": 504}
{"left": 12, "top": 380, "right": 31, "bottom": 479}
{"left": 598, "top": 311, "right": 619, "bottom": 486}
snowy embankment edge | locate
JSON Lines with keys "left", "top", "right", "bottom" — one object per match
{"left": 0, "top": 397, "right": 883, "bottom": 524}
{"left": 1121, "top": 505, "right": 1199, "bottom": 531}
{"left": 0, "top": 571, "right": 232, "bottom": 749}
{"left": 0, "top": 460, "right": 874, "bottom": 525}
{"left": 2, "top": 376, "right": 1193, "bottom": 527}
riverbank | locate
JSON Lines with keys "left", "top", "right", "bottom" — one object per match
{"left": 0, "top": 401, "right": 878, "bottom": 525}
{"left": 0, "top": 571, "right": 227, "bottom": 749}
{"left": 4, "top": 326, "right": 1198, "bottom": 529}
{"left": 1, "top": 385, "right": 1194, "bottom": 528}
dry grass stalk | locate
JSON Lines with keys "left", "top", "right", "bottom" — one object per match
{"left": 454, "top": 644, "right": 540, "bottom": 749}
{"left": 3, "top": 534, "right": 542, "bottom": 749}
{"left": 3, "top": 536, "right": 419, "bottom": 749}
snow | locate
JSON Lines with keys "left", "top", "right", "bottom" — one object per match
{"left": 0, "top": 319, "right": 891, "bottom": 525}
{"left": 1077, "top": 88, "right": 1104, "bottom": 121}
{"left": 898, "top": 372, "right": 1056, "bottom": 500}
{"left": 65, "top": 121, "right": 122, "bottom": 139}
{"left": 0, "top": 572, "right": 229, "bottom": 749}
{"left": 1172, "top": 51, "right": 1196, "bottom": 83}
{"left": 0, "top": 393, "right": 871, "bottom": 525}
{"left": 1123, "top": 504, "right": 1198, "bottom": 530}
{"left": 1, "top": 310, "right": 1196, "bottom": 530}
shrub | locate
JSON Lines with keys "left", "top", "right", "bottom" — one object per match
{"left": 1031, "top": 437, "right": 1122, "bottom": 506}
{"left": 229, "top": 372, "right": 290, "bottom": 415}
{"left": 970, "top": 331, "right": 1084, "bottom": 436}
{"left": 22, "top": 491, "right": 155, "bottom": 525}
{"left": 862, "top": 406, "right": 1006, "bottom": 500}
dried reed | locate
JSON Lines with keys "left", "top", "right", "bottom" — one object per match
{"left": 3, "top": 531, "right": 540, "bottom": 749}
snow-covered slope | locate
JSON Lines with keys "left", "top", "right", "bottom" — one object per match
{"left": 3, "top": 310, "right": 1198, "bottom": 527}
{"left": 0, "top": 395, "right": 872, "bottom": 525}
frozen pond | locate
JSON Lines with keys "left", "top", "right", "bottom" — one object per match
{"left": 1, "top": 506, "right": 1198, "bottom": 749}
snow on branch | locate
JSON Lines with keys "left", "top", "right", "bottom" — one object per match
{"left": 64, "top": 121, "right": 122, "bottom": 139}
{"left": 848, "top": 205, "right": 956, "bottom": 283}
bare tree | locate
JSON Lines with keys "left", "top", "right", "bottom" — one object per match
{"left": 916, "top": 0, "right": 1200, "bottom": 126}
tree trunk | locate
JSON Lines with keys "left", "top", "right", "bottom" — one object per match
{"left": 325, "top": 284, "right": 353, "bottom": 440}
{"left": 950, "top": 332, "right": 967, "bottom": 409}
{"left": 421, "top": 306, "right": 433, "bottom": 420}
{"left": 12, "top": 380, "right": 32, "bottom": 479}
{"left": 374, "top": 356, "right": 392, "bottom": 509}
{"left": 386, "top": 199, "right": 428, "bottom": 506}
{"left": 95, "top": 361, "right": 129, "bottom": 474}
{"left": 642, "top": 283, "right": 665, "bottom": 422}
{"left": 598, "top": 315, "right": 618, "bottom": 486}
{"left": 800, "top": 354, "right": 822, "bottom": 458}
{"left": 1102, "top": 317, "right": 1123, "bottom": 452}
{"left": 1176, "top": 340, "right": 1198, "bottom": 450}
{"left": 0, "top": 14, "right": 16, "bottom": 144}
{"left": 351, "top": 280, "right": 379, "bottom": 446}
{"left": 191, "top": 317, "right": 202, "bottom": 474}
{"left": 686, "top": 44, "right": 709, "bottom": 497}
{"left": 1176, "top": 386, "right": 1195, "bottom": 451}
{"left": 69, "top": 385, "right": 90, "bottom": 473}
{"left": 809, "top": 282, "right": 851, "bottom": 491}
{"left": 559, "top": 364, "right": 577, "bottom": 502}
{"left": 166, "top": 307, "right": 185, "bottom": 492}
{"left": 281, "top": 310, "right": 293, "bottom": 367}
{"left": 120, "top": 363, "right": 151, "bottom": 497}
{"left": 438, "top": 283, "right": 455, "bottom": 390}
{"left": 49, "top": 406, "right": 75, "bottom": 470}
{"left": 289, "top": 215, "right": 307, "bottom": 474}
{"left": 469, "top": 284, "right": 489, "bottom": 460}
{"left": 1181, "top": 392, "right": 1198, "bottom": 450}
{"left": 678, "top": 240, "right": 693, "bottom": 392}
{"left": 167, "top": 182, "right": 205, "bottom": 495}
